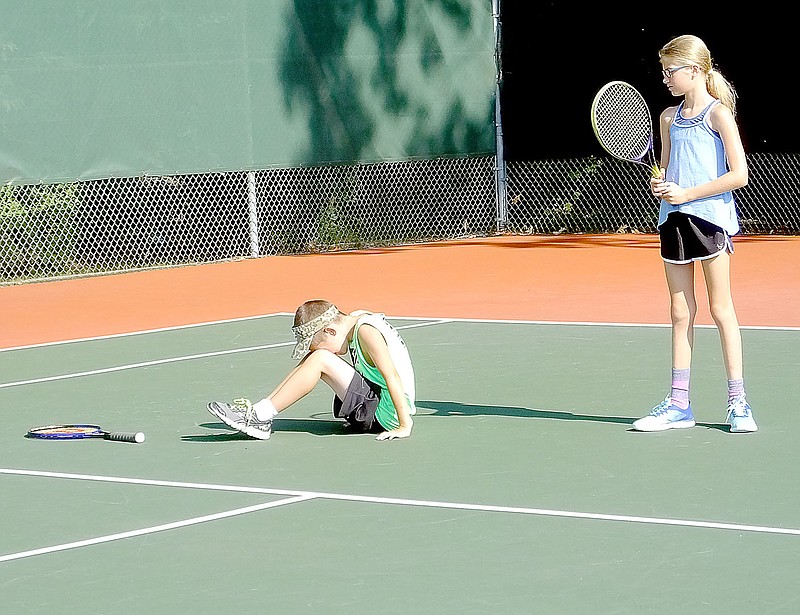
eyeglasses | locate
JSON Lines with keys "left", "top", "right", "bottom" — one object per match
{"left": 661, "top": 65, "right": 692, "bottom": 79}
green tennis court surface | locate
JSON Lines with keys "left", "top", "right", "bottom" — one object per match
{"left": 2, "top": 315, "right": 799, "bottom": 613}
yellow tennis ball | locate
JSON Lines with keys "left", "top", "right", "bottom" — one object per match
{"left": 651, "top": 164, "right": 662, "bottom": 178}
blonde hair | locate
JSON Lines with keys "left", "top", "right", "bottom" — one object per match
{"left": 659, "top": 34, "right": 737, "bottom": 116}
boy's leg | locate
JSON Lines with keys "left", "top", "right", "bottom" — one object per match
{"left": 207, "top": 350, "right": 357, "bottom": 440}
{"left": 268, "top": 349, "right": 356, "bottom": 411}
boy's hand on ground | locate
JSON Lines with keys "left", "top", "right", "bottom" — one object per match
{"left": 376, "top": 426, "right": 412, "bottom": 441}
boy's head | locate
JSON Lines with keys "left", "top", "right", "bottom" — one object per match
{"left": 291, "top": 300, "right": 344, "bottom": 359}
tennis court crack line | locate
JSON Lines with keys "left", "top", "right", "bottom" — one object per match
{"left": 2, "top": 467, "right": 800, "bottom": 565}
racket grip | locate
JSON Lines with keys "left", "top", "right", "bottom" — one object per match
{"left": 105, "top": 431, "right": 146, "bottom": 444}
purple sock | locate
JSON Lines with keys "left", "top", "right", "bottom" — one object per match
{"left": 671, "top": 368, "right": 690, "bottom": 409}
{"left": 728, "top": 379, "right": 745, "bottom": 401}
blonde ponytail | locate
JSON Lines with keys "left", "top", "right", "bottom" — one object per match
{"left": 706, "top": 69, "right": 737, "bottom": 116}
{"left": 659, "top": 34, "right": 737, "bottom": 116}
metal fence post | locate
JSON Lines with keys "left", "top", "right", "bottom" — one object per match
{"left": 246, "top": 171, "right": 260, "bottom": 257}
{"left": 493, "top": 0, "right": 507, "bottom": 231}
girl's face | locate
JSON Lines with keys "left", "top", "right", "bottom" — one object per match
{"left": 660, "top": 59, "right": 697, "bottom": 96}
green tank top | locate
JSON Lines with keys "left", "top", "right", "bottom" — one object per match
{"left": 349, "top": 314, "right": 415, "bottom": 430}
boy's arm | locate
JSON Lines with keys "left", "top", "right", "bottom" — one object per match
{"left": 357, "top": 324, "right": 413, "bottom": 440}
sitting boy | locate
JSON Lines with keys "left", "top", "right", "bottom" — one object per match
{"left": 207, "top": 299, "right": 416, "bottom": 441}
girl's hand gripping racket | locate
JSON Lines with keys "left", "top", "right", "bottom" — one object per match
{"left": 591, "top": 81, "right": 662, "bottom": 178}
{"left": 27, "top": 424, "right": 145, "bottom": 443}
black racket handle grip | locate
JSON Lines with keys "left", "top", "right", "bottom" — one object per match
{"left": 104, "top": 431, "right": 146, "bottom": 443}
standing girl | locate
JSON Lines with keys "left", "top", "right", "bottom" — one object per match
{"left": 633, "top": 34, "right": 757, "bottom": 433}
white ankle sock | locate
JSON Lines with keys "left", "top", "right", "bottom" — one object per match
{"left": 253, "top": 398, "right": 278, "bottom": 421}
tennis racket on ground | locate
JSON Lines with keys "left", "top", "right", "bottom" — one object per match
{"left": 27, "top": 424, "right": 145, "bottom": 443}
{"left": 590, "top": 81, "right": 661, "bottom": 178}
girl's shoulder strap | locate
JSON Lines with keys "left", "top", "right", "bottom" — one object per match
{"left": 700, "top": 99, "right": 720, "bottom": 116}
{"left": 700, "top": 99, "right": 722, "bottom": 132}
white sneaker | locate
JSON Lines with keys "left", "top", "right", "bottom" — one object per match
{"left": 633, "top": 396, "right": 696, "bottom": 432}
{"left": 207, "top": 398, "right": 273, "bottom": 440}
{"left": 726, "top": 396, "right": 758, "bottom": 433}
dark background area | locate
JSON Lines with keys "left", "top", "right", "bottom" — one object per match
{"left": 499, "top": 4, "right": 791, "bottom": 161}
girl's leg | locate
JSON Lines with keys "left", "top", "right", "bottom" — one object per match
{"left": 664, "top": 261, "right": 697, "bottom": 371}
{"left": 267, "top": 349, "right": 356, "bottom": 412}
{"left": 632, "top": 261, "right": 699, "bottom": 431}
{"left": 700, "top": 252, "right": 743, "bottom": 381}
{"left": 701, "top": 251, "right": 757, "bottom": 431}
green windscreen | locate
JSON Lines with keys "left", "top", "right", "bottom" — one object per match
{"left": 0, "top": 0, "right": 496, "bottom": 185}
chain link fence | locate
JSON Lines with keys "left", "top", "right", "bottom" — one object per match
{"left": 505, "top": 153, "right": 800, "bottom": 235}
{"left": 1, "top": 153, "right": 798, "bottom": 284}
{"left": 0, "top": 157, "right": 497, "bottom": 283}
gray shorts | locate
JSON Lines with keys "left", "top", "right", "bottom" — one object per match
{"left": 332, "top": 373, "right": 384, "bottom": 432}
{"left": 659, "top": 212, "right": 733, "bottom": 264}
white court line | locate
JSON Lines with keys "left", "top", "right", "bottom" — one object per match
{"left": 0, "top": 320, "right": 451, "bottom": 390}
{"left": 2, "top": 468, "right": 799, "bottom": 542}
{"left": 0, "top": 313, "right": 290, "bottom": 353}
{"left": 0, "top": 342, "right": 291, "bottom": 389}
{"left": 0, "top": 493, "right": 314, "bottom": 563}
{"left": 0, "top": 317, "right": 794, "bottom": 390}
{"left": 3, "top": 314, "right": 796, "bottom": 354}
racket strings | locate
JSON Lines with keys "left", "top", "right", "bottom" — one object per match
{"left": 594, "top": 86, "right": 653, "bottom": 161}
{"left": 35, "top": 425, "right": 99, "bottom": 436}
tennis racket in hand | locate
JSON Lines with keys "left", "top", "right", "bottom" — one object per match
{"left": 27, "top": 424, "right": 145, "bottom": 443}
{"left": 591, "top": 81, "right": 662, "bottom": 178}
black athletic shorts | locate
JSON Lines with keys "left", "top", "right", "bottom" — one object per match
{"left": 332, "top": 373, "right": 384, "bottom": 432}
{"left": 659, "top": 212, "right": 733, "bottom": 264}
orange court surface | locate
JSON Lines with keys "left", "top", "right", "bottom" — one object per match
{"left": 2, "top": 233, "right": 798, "bottom": 349}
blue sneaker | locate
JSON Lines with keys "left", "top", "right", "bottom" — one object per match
{"left": 633, "top": 396, "right": 696, "bottom": 431}
{"left": 726, "top": 395, "right": 758, "bottom": 433}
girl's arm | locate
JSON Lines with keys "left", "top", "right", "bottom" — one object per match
{"left": 357, "top": 324, "right": 413, "bottom": 440}
{"left": 658, "top": 106, "right": 675, "bottom": 170}
{"left": 650, "top": 107, "right": 675, "bottom": 194}
{"left": 708, "top": 103, "right": 748, "bottom": 191}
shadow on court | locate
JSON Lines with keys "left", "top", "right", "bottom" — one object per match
{"left": 417, "top": 399, "right": 731, "bottom": 431}
{"left": 182, "top": 418, "right": 367, "bottom": 441}
{"left": 181, "top": 404, "right": 733, "bottom": 442}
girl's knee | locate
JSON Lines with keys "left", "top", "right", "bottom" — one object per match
{"left": 670, "top": 301, "right": 696, "bottom": 328}
{"left": 709, "top": 300, "right": 736, "bottom": 326}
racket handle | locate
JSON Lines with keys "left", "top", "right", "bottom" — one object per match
{"left": 104, "top": 431, "right": 146, "bottom": 444}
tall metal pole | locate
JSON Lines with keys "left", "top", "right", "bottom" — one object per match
{"left": 492, "top": 0, "right": 507, "bottom": 231}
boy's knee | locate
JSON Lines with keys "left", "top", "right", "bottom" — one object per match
{"left": 306, "top": 348, "right": 336, "bottom": 360}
